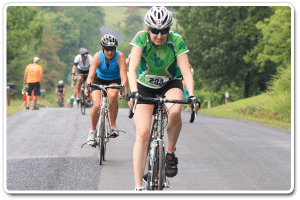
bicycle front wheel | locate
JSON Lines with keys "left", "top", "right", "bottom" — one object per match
{"left": 158, "top": 140, "right": 166, "bottom": 190}
{"left": 81, "top": 90, "right": 86, "bottom": 115}
{"left": 98, "top": 109, "right": 106, "bottom": 165}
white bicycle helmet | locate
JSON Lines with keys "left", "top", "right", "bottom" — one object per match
{"left": 101, "top": 34, "right": 118, "bottom": 47}
{"left": 79, "top": 47, "right": 88, "bottom": 55}
{"left": 144, "top": 6, "right": 173, "bottom": 29}
{"left": 59, "top": 80, "right": 64, "bottom": 84}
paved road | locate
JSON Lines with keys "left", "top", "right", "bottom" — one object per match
{"left": 5, "top": 106, "right": 292, "bottom": 193}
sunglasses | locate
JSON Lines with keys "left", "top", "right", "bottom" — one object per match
{"left": 103, "top": 47, "right": 116, "bottom": 52}
{"left": 150, "top": 28, "right": 169, "bottom": 35}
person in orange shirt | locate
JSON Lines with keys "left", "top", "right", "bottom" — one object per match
{"left": 23, "top": 57, "right": 44, "bottom": 110}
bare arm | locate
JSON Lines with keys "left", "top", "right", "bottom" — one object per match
{"left": 128, "top": 46, "right": 143, "bottom": 93}
{"left": 117, "top": 52, "right": 128, "bottom": 86}
{"left": 177, "top": 54, "right": 194, "bottom": 96}
{"left": 87, "top": 53, "right": 100, "bottom": 85}
{"left": 40, "top": 74, "right": 44, "bottom": 88}
{"left": 72, "top": 65, "right": 77, "bottom": 74}
{"left": 23, "top": 71, "right": 28, "bottom": 87}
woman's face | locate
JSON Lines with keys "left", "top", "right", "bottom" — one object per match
{"left": 148, "top": 27, "right": 169, "bottom": 46}
{"left": 103, "top": 47, "right": 116, "bottom": 60}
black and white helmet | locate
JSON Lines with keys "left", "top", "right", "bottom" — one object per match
{"left": 101, "top": 34, "right": 118, "bottom": 47}
{"left": 79, "top": 47, "right": 88, "bottom": 55}
{"left": 144, "top": 6, "right": 173, "bottom": 29}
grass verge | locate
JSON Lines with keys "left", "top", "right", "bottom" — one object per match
{"left": 199, "top": 93, "right": 291, "bottom": 130}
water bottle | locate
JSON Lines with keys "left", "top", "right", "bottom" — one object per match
{"left": 149, "top": 138, "right": 157, "bottom": 166}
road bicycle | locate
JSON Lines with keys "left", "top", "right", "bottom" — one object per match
{"left": 129, "top": 94, "right": 197, "bottom": 190}
{"left": 85, "top": 83, "right": 124, "bottom": 165}
{"left": 77, "top": 74, "right": 89, "bottom": 115}
{"left": 57, "top": 93, "right": 63, "bottom": 107}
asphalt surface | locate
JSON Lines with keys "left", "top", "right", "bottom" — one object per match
{"left": 5, "top": 106, "right": 292, "bottom": 193}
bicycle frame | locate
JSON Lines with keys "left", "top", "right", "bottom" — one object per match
{"left": 147, "top": 102, "right": 168, "bottom": 190}
{"left": 98, "top": 89, "right": 111, "bottom": 141}
{"left": 128, "top": 94, "right": 197, "bottom": 190}
{"left": 89, "top": 83, "right": 124, "bottom": 165}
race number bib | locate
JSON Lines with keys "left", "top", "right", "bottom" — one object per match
{"left": 145, "top": 75, "right": 169, "bottom": 86}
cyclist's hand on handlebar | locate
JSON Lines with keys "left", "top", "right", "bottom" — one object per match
{"left": 188, "top": 96, "right": 201, "bottom": 112}
{"left": 119, "top": 91, "right": 125, "bottom": 99}
{"left": 86, "top": 82, "right": 91, "bottom": 97}
{"left": 127, "top": 91, "right": 139, "bottom": 110}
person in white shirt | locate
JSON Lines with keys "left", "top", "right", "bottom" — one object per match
{"left": 72, "top": 47, "right": 93, "bottom": 102}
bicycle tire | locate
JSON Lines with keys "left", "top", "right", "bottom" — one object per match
{"left": 81, "top": 90, "right": 86, "bottom": 115}
{"left": 103, "top": 110, "right": 109, "bottom": 161}
{"left": 147, "top": 145, "right": 159, "bottom": 190}
{"left": 158, "top": 140, "right": 165, "bottom": 190}
{"left": 98, "top": 109, "right": 106, "bottom": 165}
{"left": 58, "top": 93, "right": 63, "bottom": 107}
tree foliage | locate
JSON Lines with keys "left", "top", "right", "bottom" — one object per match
{"left": 7, "top": 6, "right": 44, "bottom": 64}
{"left": 244, "top": 6, "right": 291, "bottom": 71}
{"left": 173, "top": 6, "right": 275, "bottom": 97}
{"left": 7, "top": 6, "right": 291, "bottom": 103}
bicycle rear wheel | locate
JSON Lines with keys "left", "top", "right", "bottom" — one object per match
{"left": 98, "top": 109, "right": 106, "bottom": 165}
{"left": 80, "top": 90, "right": 86, "bottom": 115}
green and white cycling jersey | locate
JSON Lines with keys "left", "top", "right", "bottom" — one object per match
{"left": 130, "top": 29, "right": 189, "bottom": 89}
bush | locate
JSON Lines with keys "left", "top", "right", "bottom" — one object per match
{"left": 266, "top": 66, "right": 291, "bottom": 120}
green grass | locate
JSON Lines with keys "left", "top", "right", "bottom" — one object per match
{"left": 103, "top": 6, "right": 178, "bottom": 31}
{"left": 6, "top": 99, "right": 25, "bottom": 116}
{"left": 199, "top": 93, "right": 291, "bottom": 130}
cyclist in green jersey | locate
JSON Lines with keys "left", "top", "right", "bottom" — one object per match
{"left": 128, "top": 6, "right": 200, "bottom": 191}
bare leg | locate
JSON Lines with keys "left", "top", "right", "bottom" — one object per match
{"left": 91, "top": 90, "right": 102, "bottom": 130}
{"left": 164, "top": 88, "right": 184, "bottom": 151}
{"left": 107, "top": 86, "right": 120, "bottom": 124}
{"left": 133, "top": 104, "right": 154, "bottom": 188}
{"left": 32, "top": 96, "right": 37, "bottom": 109}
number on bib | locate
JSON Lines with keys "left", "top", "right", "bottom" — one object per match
{"left": 145, "top": 75, "right": 169, "bottom": 86}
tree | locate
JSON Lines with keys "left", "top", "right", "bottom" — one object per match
{"left": 7, "top": 6, "right": 44, "bottom": 64}
{"left": 173, "top": 6, "right": 274, "bottom": 97}
{"left": 43, "top": 11, "right": 80, "bottom": 82}
{"left": 244, "top": 6, "right": 291, "bottom": 72}
{"left": 39, "top": 25, "right": 67, "bottom": 92}
{"left": 7, "top": 6, "right": 44, "bottom": 98}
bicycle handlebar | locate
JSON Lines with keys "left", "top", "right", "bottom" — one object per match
{"left": 127, "top": 94, "right": 197, "bottom": 123}
{"left": 88, "top": 83, "right": 124, "bottom": 96}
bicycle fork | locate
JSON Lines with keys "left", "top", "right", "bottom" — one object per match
{"left": 100, "top": 94, "right": 111, "bottom": 142}
{"left": 147, "top": 104, "right": 170, "bottom": 190}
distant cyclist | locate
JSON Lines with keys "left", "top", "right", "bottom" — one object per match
{"left": 23, "top": 57, "right": 44, "bottom": 110}
{"left": 72, "top": 47, "right": 93, "bottom": 103}
{"left": 127, "top": 6, "right": 200, "bottom": 190}
{"left": 86, "top": 34, "right": 127, "bottom": 145}
{"left": 55, "top": 80, "right": 65, "bottom": 105}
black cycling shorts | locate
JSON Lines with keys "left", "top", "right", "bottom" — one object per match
{"left": 27, "top": 82, "right": 41, "bottom": 96}
{"left": 137, "top": 80, "right": 183, "bottom": 104}
{"left": 77, "top": 69, "right": 89, "bottom": 82}
{"left": 91, "top": 76, "right": 121, "bottom": 92}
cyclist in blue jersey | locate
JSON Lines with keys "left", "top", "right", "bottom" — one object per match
{"left": 127, "top": 6, "right": 200, "bottom": 190}
{"left": 86, "top": 34, "right": 127, "bottom": 145}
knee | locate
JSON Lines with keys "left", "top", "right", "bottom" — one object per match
{"left": 109, "top": 94, "right": 118, "bottom": 103}
{"left": 136, "top": 129, "right": 151, "bottom": 146}
{"left": 168, "top": 109, "right": 182, "bottom": 120}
